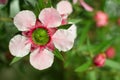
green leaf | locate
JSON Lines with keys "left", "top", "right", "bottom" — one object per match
{"left": 53, "top": 48, "right": 64, "bottom": 61}
{"left": 115, "top": 75, "right": 120, "bottom": 80}
{"left": 87, "top": 37, "right": 93, "bottom": 54}
{"left": 34, "top": 0, "right": 44, "bottom": 16}
{"left": 105, "top": 59, "right": 120, "bottom": 70}
{"left": 38, "top": 0, "right": 45, "bottom": 10}
{"left": 34, "top": 0, "right": 52, "bottom": 16}
{"left": 10, "top": 57, "right": 22, "bottom": 65}
{"left": 0, "top": 4, "right": 5, "bottom": 9}
{"left": 93, "top": 39, "right": 114, "bottom": 54}
{"left": 24, "top": 0, "right": 36, "bottom": 7}
{"left": 68, "top": 19, "right": 82, "bottom": 24}
{"left": 38, "top": 0, "right": 52, "bottom": 10}
{"left": 10, "top": 0, "right": 20, "bottom": 17}
{"left": 45, "top": 0, "right": 52, "bottom": 7}
{"left": 88, "top": 71, "right": 97, "bottom": 80}
{"left": 75, "top": 59, "right": 92, "bottom": 72}
{"left": 24, "top": 0, "right": 36, "bottom": 10}
{"left": 58, "top": 24, "right": 72, "bottom": 29}
{"left": 78, "top": 21, "right": 91, "bottom": 47}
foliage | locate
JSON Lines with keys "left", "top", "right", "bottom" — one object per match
{"left": 0, "top": 0, "right": 120, "bottom": 80}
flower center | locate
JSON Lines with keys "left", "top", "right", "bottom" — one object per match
{"left": 32, "top": 28, "right": 49, "bottom": 46}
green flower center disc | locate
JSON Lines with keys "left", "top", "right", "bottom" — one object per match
{"left": 32, "top": 28, "right": 49, "bottom": 46}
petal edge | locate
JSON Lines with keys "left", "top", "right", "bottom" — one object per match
{"left": 30, "top": 48, "right": 54, "bottom": 70}
{"left": 39, "top": 8, "right": 62, "bottom": 28}
{"left": 14, "top": 10, "right": 36, "bottom": 31}
{"left": 9, "top": 35, "right": 31, "bottom": 57}
{"left": 52, "top": 29, "right": 75, "bottom": 52}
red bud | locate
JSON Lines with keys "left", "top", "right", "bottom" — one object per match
{"left": 105, "top": 47, "right": 115, "bottom": 58}
{"left": 94, "top": 11, "right": 108, "bottom": 27}
{"left": 93, "top": 53, "right": 106, "bottom": 67}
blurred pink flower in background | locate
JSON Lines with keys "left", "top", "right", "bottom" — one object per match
{"left": 9, "top": 8, "right": 76, "bottom": 70}
{"left": 0, "top": 0, "right": 7, "bottom": 4}
{"left": 94, "top": 11, "right": 108, "bottom": 27}
{"left": 93, "top": 53, "right": 106, "bottom": 67}
{"left": 105, "top": 47, "right": 115, "bottom": 59}
{"left": 73, "top": 0, "right": 93, "bottom": 12}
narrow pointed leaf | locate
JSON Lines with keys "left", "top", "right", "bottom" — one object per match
{"left": 34, "top": 0, "right": 52, "bottom": 16}
{"left": 75, "top": 59, "right": 92, "bottom": 72}
{"left": 53, "top": 48, "right": 64, "bottom": 61}
{"left": 105, "top": 59, "right": 120, "bottom": 70}
{"left": 68, "top": 19, "right": 82, "bottom": 24}
{"left": 87, "top": 37, "right": 93, "bottom": 54}
{"left": 38, "top": 0, "right": 52, "bottom": 10}
{"left": 78, "top": 21, "right": 91, "bottom": 48}
{"left": 58, "top": 24, "right": 72, "bottom": 29}
{"left": 10, "top": 57, "right": 22, "bottom": 65}
{"left": 88, "top": 71, "right": 97, "bottom": 80}
{"left": 93, "top": 39, "right": 114, "bottom": 54}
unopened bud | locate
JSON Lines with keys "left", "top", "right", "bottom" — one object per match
{"left": 93, "top": 53, "right": 106, "bottom": 67}
{"left": 94, "top": 11, "right": 108, "bottom": 27}
{"left": 105, "top": 47, "right": 115, "bottom": 58}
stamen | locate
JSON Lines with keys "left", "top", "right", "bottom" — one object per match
{"left": 32, "top": 28, "right": 49, "bottom": 46}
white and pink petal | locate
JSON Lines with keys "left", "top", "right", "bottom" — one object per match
{"left": 39, "top": 8, "right": 62, "bottom": 28}
{"left": 52, "top": 29, "right": 75, "bottom": 52}
{"left": 73, "top": 0, "right": 78, "bottom": 4}
{"left": 9, "top": 35, "right": 31, "bottom": 57}
{"left": 30, "top": 48, "right": 54, "bottom": 70}
{"left": 57, "top": 1, "right": 73, "bottom": 15}
{"left": 68, "top": 24, "right": 77, "bottom": 39}
{"left": 79, "top": 0, "right": 93, "bottom": 12}
{"left": 14, "top": 10, "right": 36, "bottom": 31}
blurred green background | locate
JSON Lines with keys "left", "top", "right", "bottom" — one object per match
{"left": 0, "top": 0, "right": 120, "bottom": 80}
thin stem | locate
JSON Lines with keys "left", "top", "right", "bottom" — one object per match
{"left": 0, "top": 17, "right": 12, "bottom": 22}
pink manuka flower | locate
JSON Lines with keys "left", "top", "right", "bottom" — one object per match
{"left": 73, "top": 0, "right": 93, "bottom": 12}
{"left": 9, "top": 8, "right": 76, "bottom": 70}
{"left": 94, "top": 11, "right": 108, "bottom": 27}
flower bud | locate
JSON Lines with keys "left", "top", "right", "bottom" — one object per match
{"left": 93, "top": 53, "right": 106, "bottom": 67}
{"left": 105, "top": 47, "right": 115, "bottom": 58}
{"left": 94, "top": 11, "right": 108, "bottom": 27}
